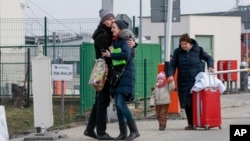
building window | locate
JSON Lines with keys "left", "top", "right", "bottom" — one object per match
{"left": 159, "top": 36, "right": 180, "bottom": 62}
{"left": 245, "top": 22, "right": 250, "bottom": 29}
{"left": 159, "top": 35, "right": 213, "bottom": 61}
{"left": 171, "top": 36, "right": 181, "bottom": 53}
{"left": 239, "top": 6, "right": 250, "bottom": 11}
{"left": 195, "top": 35, "right": 213, "bottom": 56}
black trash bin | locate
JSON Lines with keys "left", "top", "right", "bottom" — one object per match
{"left": 11, "top": 83, "right": 27, "bottom": 108}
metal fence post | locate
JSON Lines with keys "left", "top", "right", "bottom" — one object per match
{"left": 144, "top": 59, "right": 147, "bottom": 117}
{"left": 44, "top": 17, "right": 47, "bottom": 56}
{"left": 0, "top": 50, "right": 1, "bottom": 99}
{"left": 132, "top": 16, "right": 135, "bottom": 35}
{"left": 26, "top": 48, "right": 30, "bottom": 107}
{"left": 80, "top": 43, "right": 84, "bottom": 115}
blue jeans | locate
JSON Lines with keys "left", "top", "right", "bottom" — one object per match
{"left": 115, "top": 93, "right": 134, "bottom": 124}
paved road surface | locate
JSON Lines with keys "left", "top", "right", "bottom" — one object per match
{"left": 10, "top": 93, "right": 250, "bottom": 141}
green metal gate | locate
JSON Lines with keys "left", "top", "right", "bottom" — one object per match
{"left": 79, "top": 42, "right": 162, "bottom": 115}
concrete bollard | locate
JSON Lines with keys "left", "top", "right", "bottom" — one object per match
{"left": 239, "top": 61, "right": 248, "bottom": 91}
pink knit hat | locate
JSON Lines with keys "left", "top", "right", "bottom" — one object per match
{"left": 157, "top": 72, "right": 166, "bottom": 80}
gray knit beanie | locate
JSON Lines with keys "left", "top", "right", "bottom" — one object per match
{"left": 114, "top": 20, "right": 129, "bottom": 30}
{"left": 99, "top": 9, "right": 115, "bottom": 23}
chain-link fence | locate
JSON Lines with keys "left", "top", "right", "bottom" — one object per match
{"left": 0, "top": 45, "right": 82, "bottom": 107}
{"left": 0, "top": 17, "right": 139, "bottom": 46}
{"left": 0, "top": 17, "right": 140, "bottom": 107}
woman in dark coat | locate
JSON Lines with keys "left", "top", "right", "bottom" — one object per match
{"left": 84, "top": 9, "right": 137, "bottom": 140}
{"left": 102, "top": 20, "right": 140, "bottom": 141}
{"left": 167, "top": 33, "right": 214, "bottom": 130}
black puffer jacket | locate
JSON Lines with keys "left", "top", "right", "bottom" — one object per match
{"left": 167, "top": 39, "right": 214, "bottom": 108}
{"left": 92, "top": 23, "right": 113, "bottom": 66}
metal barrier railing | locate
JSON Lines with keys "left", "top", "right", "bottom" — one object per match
{"left": 212, "top": 68, "right": 250, "bottom": 93}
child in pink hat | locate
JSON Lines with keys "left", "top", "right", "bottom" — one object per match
{"left": 150, "top": 72, "right": 175, "bottom": 130}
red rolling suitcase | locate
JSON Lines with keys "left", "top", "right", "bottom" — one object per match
{"left": 192, "top": 87, "right": 222, "bottom": 130}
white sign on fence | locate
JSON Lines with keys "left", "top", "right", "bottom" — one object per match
{"left": 0, "top": 106, "right": 9, "bottom": 141}
{"left": 51, "top": 64, "right": 73, "bottom": 81}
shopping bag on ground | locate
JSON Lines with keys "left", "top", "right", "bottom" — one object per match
{"left": 107, "top": 102, "right": 117, "bottom": 123}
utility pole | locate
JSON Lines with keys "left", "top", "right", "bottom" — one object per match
{"left": 246, "top": 28, "right": 249, "bottom": 64}
{"left": 102, "top": 0, "right": 113, "bottom": 12}
{"left": 244, "top": 10, "right": 249, "bottom": 66}
{"left": 235, "top": 0, "right": 239, "bottom": 10}
{"left": 165, "top": 0, "right": 173, "bottom": 62}
{"left": 139, "top": 0, "right": 142, "bottom": 43}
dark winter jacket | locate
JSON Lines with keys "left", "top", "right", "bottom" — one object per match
{"left": 167, "top": 39, "right": 214, "bottom": 108}
{"left": 91, "top": 23, "right": 113, "bottom": 101}
{"left": 110, "top": 29, "right": 135, "bottom": 101}
{"left": 92, "top": 23, "right": 113, "bottom": 66}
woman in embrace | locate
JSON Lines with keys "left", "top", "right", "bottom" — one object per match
{"left": 102, "top": 19, "right": 139, "bottom": 141}
{"left": 150, "top": 72, "right": 175, "bottom": 131}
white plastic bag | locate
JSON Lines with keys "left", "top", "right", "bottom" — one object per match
{"left": 107, "top": 102, "right": 117, "bottom": 123}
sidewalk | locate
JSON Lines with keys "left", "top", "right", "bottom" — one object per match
{"left": 10, "top": 93, "right": 250, "bottom": 141}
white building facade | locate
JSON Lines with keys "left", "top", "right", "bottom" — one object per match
{"left": 0, "top": 0, "right": 26, "bottom": 93}
{"left": 0, "top": 0, "right": 25, "bottom": 46}
{"left": 141, "top": 15, "right": 241, "bottom": 72}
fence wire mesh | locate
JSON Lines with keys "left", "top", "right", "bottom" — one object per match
{"left": 0, "top": 17, "right": 140, "bottom": 107}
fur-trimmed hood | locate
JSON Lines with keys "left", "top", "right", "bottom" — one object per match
{"left": 119, "top": 29, "right": 135, "bottom": 40}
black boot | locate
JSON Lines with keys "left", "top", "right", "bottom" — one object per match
{"left": 97, "top": 133, "right": 114, "bottom": 140}
{"left": 114, "top": 123, "right": 127, "bottom": 140}
{"left": 84, "top": 130, "right": 97, "bottom": 139}
{"left": 126, "top": 122, "right": 140, "bottom": 141}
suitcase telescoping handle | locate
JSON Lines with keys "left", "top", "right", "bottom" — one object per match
{"left": 196, "top": 91, "right": 202, "bottom": 127}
